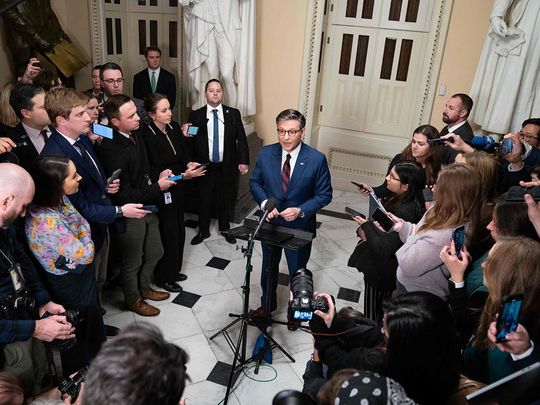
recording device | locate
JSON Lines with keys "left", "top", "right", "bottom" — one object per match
{"left": 344, "top": 207, "right": 366, "bottom": 219}
{"left": 142, "top": 205, "right": 159, "bottom": 213}
{"left": 505, "top": 185, "right": 540, "bottom": 202}
{"left": 55, "top": 256, "right": 87, "bottom": 274}
{"left": 351, "top": 181, "right": 368, "bottom": 191}
{"left": 371, "top": 208, "right": 395, "bottom": 232}
{"left": 452, "top": 225, "right": 465, "bottom": 259}
{"left": 495, "top": 294, "right": 523, "bottom": 343}
{"left": 44, "top": 309, "right": 81, "bottom": 351}
{"left": 288, "top": 269, "right": 329, "bottom": 322}
{"left": 499, "top": 138, "right": 513, "bottom": 156}
{"left": 427, "top": 137, "right": 453, "bottom": 145}
{"left": 187, "top": 126, "right": 199, "bottom": 136}
{"left": 422, "top": 187, "right": 434, "bottom": 202}
{"left": 470, "top": 135, "right": 514, "bottom": 157}
{"left": 91, "top": 122, "right": 113, "bottom": 139}
{"left": 0, "top": 250, "right": 36, "bottom": 319}
{"left": 59, "top": 364, "right": 88, "bottom": 403}
{"left": 105, "top": 168, "right": 121, "bottom": 190}
{"left": 168, "top": 174, "right": 183, "bottom": 181}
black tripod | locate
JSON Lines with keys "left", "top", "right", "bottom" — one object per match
{"left": 209, "top": 201, "right": 294, "bottom": 405}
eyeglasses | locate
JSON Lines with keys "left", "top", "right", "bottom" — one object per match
{"left": 519, "top": 130, "right": 539, "bottom": 142}
{"left": 102, "top": 78, "right": 124, "bottom": 85}
{"left": 388, "top": 172, "right": 401, "bottom": 182}
{"left": 277, "top": 128, "right": 302, "bottom": 137}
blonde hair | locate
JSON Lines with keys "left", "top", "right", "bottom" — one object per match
{"left": 419, "top": 164, "right": 482, "bottom": 233}
{"left": 461, "top": 151, "right": 499, "bottom": 206}
{"left": 0, "top": 83, "right": 20, "bottom": 127}
{"left": 475, "top": 237, "right": 540, "bottom": 350}
{"left": 45, "top": 87, "right": 88, "bottom": 125}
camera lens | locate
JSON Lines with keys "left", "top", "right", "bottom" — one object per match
{"left": 290, "top": 268, "right": 314, "bottom": 299}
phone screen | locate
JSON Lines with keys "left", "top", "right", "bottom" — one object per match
{"left": 496, "top": 295, "right": 523, "bottom": 342}
{"left": 187, "top": 126, "right": 199, "bottom": 136}
{"left": 92, "top": 122, "right": 113, "bottom": 139}
{"left": 345, "top": 207, "right": 366, "bottom": 219}
{"left": 452, "top": 225, "right": 465, "bottom": 259}
{"left": 372, "top": 208, "right": 395, "bottom": 232}
{"left": 499, "top": 139, "right": 513, "bottom": 157}
{"left": 422, "top": 188, "right": 434, "bottom": 202}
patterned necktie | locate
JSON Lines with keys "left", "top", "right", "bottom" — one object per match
{"left": 74, "top": 140, "right": 104, "bottom": 186}
{"left": 150, "top": 71, "right": 157, "bottom": 93}
{"left": 212, "top": 109, "right": 220, "bottom": 162}
{"left": 281, "top": 153, "right": 291, "bottom": 192}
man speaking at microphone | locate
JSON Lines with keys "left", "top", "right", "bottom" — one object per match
{"left": 249, "top": 109, "right": 332, "bottom": 323}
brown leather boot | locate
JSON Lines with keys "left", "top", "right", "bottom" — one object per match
{"left": 141, "top": 288, "right": 170, "bottom": 301}
{"left": 129, "top": 298, "right": 160, "bottom": 316}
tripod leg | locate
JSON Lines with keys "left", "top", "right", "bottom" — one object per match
{"left": 209, "top": 315, "right": 242, "bottom": 341}
{"left": 223, "top": 314, "right": 247, "bottom": 404}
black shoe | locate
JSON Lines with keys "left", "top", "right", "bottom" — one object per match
{"left": 105, "top": 324, "right": 120, "bottom": 336}
{"left": 222, "top": 232, "right": 236, "bottom": 244}
{"left": 191, "top": 232, "right": 210, "bottom": 245}
{"left": 175, "top": 273, "right": 188, "bottom": 282}
{"left": 156, "top": 282, "right": 183, "bottom": 293}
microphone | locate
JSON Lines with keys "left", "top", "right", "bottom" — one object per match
{"left": 252, "top": 198, "right": 276, "bottom": 240}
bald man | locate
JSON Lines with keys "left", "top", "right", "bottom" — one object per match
{"left": 0, "top": 163, "right": 75, "bottom": 396}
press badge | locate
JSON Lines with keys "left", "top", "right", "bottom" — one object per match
{"left": 164, "top": 192, "right": 172, "bottom": 205}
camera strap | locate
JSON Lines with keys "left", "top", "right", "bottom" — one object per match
{"left": 0, "top": 247, "right": 28, "bottom": 294}
{"left": 44, "top": 344, "right": 63, "bottom": 386}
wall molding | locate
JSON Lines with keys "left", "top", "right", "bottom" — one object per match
{"left": 328, "top": 147, "right": 392, "bottom": 179}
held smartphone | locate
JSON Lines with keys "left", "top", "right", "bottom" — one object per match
{"left": 452, "top": 225, "right": 465, "bottom": 259}
{"left": 345, "top": 207, "right": 366, "bottom": 219}
{"left": 495, "top": 294, "right": 524, "bottom": 342}
{"left": 168, "top": 174, "right": 183, "bottom": 181}
{"left": 187, "top": 126, "right": 199, "bottom": 136}
{"left": 498, "top": 138, "right": 514, "bottom": 157}
{"left": 351, "top": 181, "right": 368, "bottom": 191}
{"left": 91, "top": 122, "right": 113, "bottom": 139}
{"left": 142, "top": 205, "right": 159, "bottom": 213}
{"left": 371, "top": 208, "right": 395, "bottom": 232}
{"left": 427, "top": 138, "right": 447, "bottom": 145}
{"left": 105, "top": 169, "right": 122, "bottom": 190}
{"left": 422, "top": 188, "right": 434, "bottom": 202}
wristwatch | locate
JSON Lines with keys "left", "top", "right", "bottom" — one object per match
{"left": 298, "top": 208, "right": 305, "bottom": 218}
{"left": 116, "top": 206, "right": 123, "bottom": 218}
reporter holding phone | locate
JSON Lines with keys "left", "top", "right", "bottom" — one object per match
{"left": 141, "top": 93, "right": 206, "bottom": 292}
{"left": 25, "top": 155, "right": 105, "bottom": 375}
{"left": 348, "top": 161, "right": 426, "bottom": 321}
{"left": 389, "top": 164, "right": 482, "bottom": 299}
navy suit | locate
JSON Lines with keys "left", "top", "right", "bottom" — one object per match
{"left": 250, "top": 142, "right": 332, "bottom": 309}
{"left": 132, "top": 67, "right": 176, "bottom": 108}
{"left": 41, "top": 129, "right": 117, "bottom": 251}
{"left": 8, "top": 123, "right": 41, "bottom": 171}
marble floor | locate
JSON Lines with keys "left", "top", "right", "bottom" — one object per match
{"left": 102, "top": 191, "right": 369, "bottom": 405}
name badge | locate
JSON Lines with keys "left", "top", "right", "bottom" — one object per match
{"left": 164, "top": 192, "right": 172, "bottom": 205}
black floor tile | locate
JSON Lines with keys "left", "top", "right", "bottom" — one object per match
{"left": 206, "top": 257, "right": 231, "bottom": 270}
{"left": 337, "top": 287, "right": 361, "bottom": 303}
{"left": 207, "top": 361, "right": 241, "bottom": 387}
{"left": 172, "top": 291, "right": 201, "bottom": 308}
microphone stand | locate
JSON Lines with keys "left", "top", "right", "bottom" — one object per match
{"left": 209, "top": 200, "right": 294, "bottom": 404}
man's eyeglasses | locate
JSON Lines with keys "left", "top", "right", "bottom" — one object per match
{"left": 102, "top": 78, "right": 124, "bottom": 85}
{"left": 519, "top": 130, "right": 539, "bottom": 142}
{"left": 277, "top": 129, "right": 302, "bottom": 137}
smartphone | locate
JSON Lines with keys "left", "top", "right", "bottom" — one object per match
{"left": 452, "top": 225, "right": 465, "bottom": 259}
{"left": 187, "top": 126, "right": 199, "bottom": 136}
{"left": 91, "top": 122, "right": 113, "bottom": 139}
{"left": 351, "top": 181, "right": 368, "bottom": 191}
{"left": 427, "top": 138, "right": 447, "bottom": 145}
{"left": 422, "top": 188, "right": 434, "bottom": 202}
{"left": 105, "top": 168, "right": 122, "bottom": 190}
{"left": 142, "top": 205, "right": 159, "bottom": 213}
{"left": 168, "top": 174, "right": 183, "bottom": 181}
{"left": 495, "top": 294, "right": 524, "bottom": 342}
{"left": 498, "top": 138, "right": 513, "bottom": 157}
{"left": 371, "top": 208, "right": 395, "bottom": 232}
{"left": 345, "top": 207, "right": 366, "bottom": 219}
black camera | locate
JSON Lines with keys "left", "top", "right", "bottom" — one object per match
{"left": 59, "top": 364, "right": 88, "bottom": 402}
{"left": 287, "top": 269, "right": 329, "bottom": 322}
{"left": 46, "top": 309, "right": 81, "bottom": 351}
{"left": 0, "top": 289, "right": 36, "bottom": 320}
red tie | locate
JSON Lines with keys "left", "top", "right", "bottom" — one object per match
{"left": 281, "top": 153, "right": 291, "bottom": 192}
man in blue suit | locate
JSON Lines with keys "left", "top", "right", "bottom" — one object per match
{"left": 249, "top": 109, "right": 332, "bottom": 319}
{"left": 41, "top": 88, "right": 149, "bottom": 314}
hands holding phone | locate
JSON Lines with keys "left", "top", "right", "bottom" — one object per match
{"left": 439, "top": 240, "right": 469, "bottom": 283}
{"left": 351, "top": 181, "right": 372, "bottom": 196}
{"left": 488, "top": 321, "right": 532, "bottom": 356}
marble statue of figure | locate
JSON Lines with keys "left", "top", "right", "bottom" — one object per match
{"left": 469, "top": 0, "right": 540, "bottom": 135}
{"left": 179, "top": 0, "right": 256, "bottom": 118}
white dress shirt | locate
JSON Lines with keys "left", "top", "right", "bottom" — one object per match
{"left": 206, "top": 104, "right": 225, "bottom": 162}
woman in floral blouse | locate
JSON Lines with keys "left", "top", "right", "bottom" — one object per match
{"left": 25, "top": 155, "right": 105, "bottom": 374}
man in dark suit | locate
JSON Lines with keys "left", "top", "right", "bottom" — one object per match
{"left": 8, "top": 83, "right": 51, "bottom": 170}
{"left": 99, "top": 94, "right": 176, "bottom": 317}
{"left": 249, "top": 109, "right": 332, "bottom": 319}
{"left": 41, "top": 88, "right": 149, "bottom": 316}
{"left": 440, "top": 93, "right": 474, "bottom": 143}
{"left": 187, "top": 79, "right": 249, "bottom": 245}
{"left": 132, "top": 46, "right": 176, "bottom": 108}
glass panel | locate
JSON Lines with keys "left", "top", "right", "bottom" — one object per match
{"left": 354, "top": 35, "right": 369, "bottom": 76}
{"left": 115, "top": 18, "right": 122, "bottom": 54}
{"left": 106, "top": 18, "right": 114, "bottom": 55}
{"left": 396, "top": 39, "right": 413, "bottom": 81}
{"left": 345, "top": 0, "right": 358, "bottom": 18}
{"left": 338, "top": 34, "right": 353, "bottom": 75}
{"left": 324, "top": 0, "right": 328, "bottom": 15}
{"left": 169, "top": 21, "right": 178, "bottom": 58}
{"left": 114, "top": 0, "right": 120, "bottom": 4}
{"left": 388, "top": 0, "right": 402, "bottom": 21}
{"left": 405, "top": 0, "right": 420, "bottom": 22}
{"left": 150, "top": 0, "right": 158, "bottom": 6}
{"left": 150, "top": 20, "right": 158, "bottom": 47}
{"left": 170, "top": 0, "right": 178, "bottom": 6}
{"left": 318, "top": 31, "right": 324, "bottom": 73}
{"left": 138, "top": 20, "right": 146, "bottom": 55}
{"left": 105, "top": 0, "right": 111, "bottom": 3}
{"left": 380, "top": 38, "right": 396, "bottom": 80}
{"left": 138, "top": 0, "right": 146, "bottom": 5}
{"left": 361, "top": 0, "right": 374, "bottom": 19}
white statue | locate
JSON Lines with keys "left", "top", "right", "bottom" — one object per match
{"left": 179, "top": 0, "right": 256, "bottom": 118}
{"left": 469, "top": 0, "right": 540, "bottom": 135}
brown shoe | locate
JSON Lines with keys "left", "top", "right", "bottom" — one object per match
{"left": 142, "top": 288, "right": 170, "bottom": 301}
{"left": 129, "top": 298, "right": 160, "bottom": 316}
{"left": 249, "top": 306, "right": 268, "bottom": 319}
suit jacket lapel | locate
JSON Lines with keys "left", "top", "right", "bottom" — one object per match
{"left": 287, "top": 143, "right": 307, "bottom": 192}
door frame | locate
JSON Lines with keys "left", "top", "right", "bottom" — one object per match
{"left": 298, "top": 0, "right": 455, "bottom": 145}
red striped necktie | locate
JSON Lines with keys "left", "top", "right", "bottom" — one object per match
{"left": 281, "top": 153, "right": 291, "bottom": 192}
